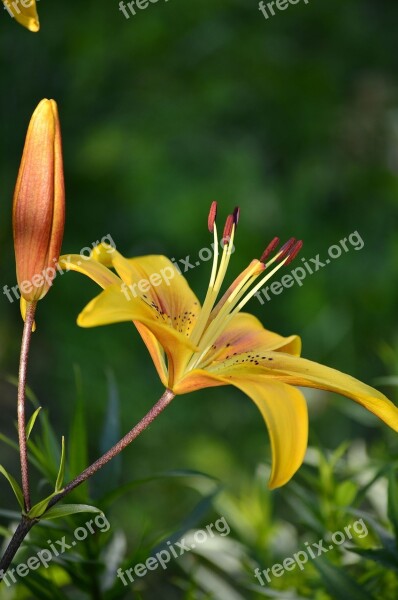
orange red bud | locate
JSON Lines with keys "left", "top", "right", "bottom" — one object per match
{"left": 13, "top": 99, "right": 65, "bottom": 302}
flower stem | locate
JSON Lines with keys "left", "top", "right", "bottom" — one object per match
{"left": 18, "top": 301, "right": 37, "bottom": 513}
{"left": 0, "top": 388, "right": 175, "bottom": 580}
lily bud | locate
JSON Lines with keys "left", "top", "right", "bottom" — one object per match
{"left": 2, "top": 0, "right": 40, "bottom": 32}
{"left": 13, "top": 99, "right": 65, "bottom": 302}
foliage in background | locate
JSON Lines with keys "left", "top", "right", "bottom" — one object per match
{"left": 1, "top": 0, "right": 398, "bottom": 597}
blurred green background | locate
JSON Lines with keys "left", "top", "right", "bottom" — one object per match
{"left": 1, "top": 0, "right": 398, "bottom": 598}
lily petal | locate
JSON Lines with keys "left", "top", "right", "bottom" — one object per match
{"left": 91, "top": 250, "right": 202, "bottom": 386}
{"left": 134, "top": 321, "right": 168, "bottom": 387}
{"left": 4, "top": 0, "right": 40, "bottom": 31}
{"left": 59, "top": 255, "right": 122, "bottom": 289}
{"left": 176, "top": 370, "right": 308, "bottom": 488}
{"left": 206, "top": 351, "right": 398, "bottom": 432}
{"left": 233, "top": 378, "right": 308, "bottom": 488}
{"left": 203, "top": 312, "right": 301, "bottom": 365}
{"left": 95, "top": 250, "right": 201, "bottom": 340}
{"left": 77, "top": 284, "right": 199, "bottom": 384}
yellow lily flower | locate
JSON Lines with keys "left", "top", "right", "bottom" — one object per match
{"left": 60, "top": 203, "right": 398, "bottom": 489}
{"left": 2, "top": 0, "right": 40, "bottom": 32}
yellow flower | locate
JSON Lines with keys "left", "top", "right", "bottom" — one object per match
{"left": 2, "top": 0, "right": 40, "bottom": 32}
{"left": 13, "top": 99, "right": 65, "bottom": 307}
{"left": 60, "top": 203, "right": 398, "bottom": 489}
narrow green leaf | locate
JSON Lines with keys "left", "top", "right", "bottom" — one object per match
{"left": 21, "top": 570, "right": 70, "bottom": 600}
{"left": 27, "top": 438, "right": 57, "bottom": 480}
{"left": 55, "top": 436, "right": 66, "bottom": 492}
{"left": 100, "top": 469, "right": 219, "bottom": 508}
{"left": 69, "top": 365, "right": 88, "bottom": 494}
{"left": 5, "top": 375, "right": 40, "bottom": 407}
{"left": 41, "top": 503, "right": 103, "bottom": 520}
{"left": 388, "top": 468, "right": 398, "bottom": 541}
{"left": 0, "top": 464, "right": 24, "bottom": 510}
{"left": 0, "top": 525, "right": 12, "bottom": 538}
{"left": 93, "top": 369, "right": 121, "bottom": 495}
{"left": 315, "top": 558, "right": 375, "bottom": 600}
{"left": 26, "top": 406, "right": 42, "bottom": 440}
{"left": 348, "top": 546, "right": 398, "bottom": 571}
{"left": 28, "top": 491, "right": 61, "bottom": 519}
{"left": 0, "top": 432, "right": 19, "bottom": 452}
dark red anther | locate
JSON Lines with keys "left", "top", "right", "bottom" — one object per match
{"left": 233, "top": 206, "right": 240, "bottom": 227}
{"left": 222, "top": 214, "right": 234, "bottom": 245}
{"left": 277, "top": 237, "right": 296, "bottom": 261}
{"left": 284, "top": 240, "right": 303, "bottom": 265}
{"left": 260, "top": 237, "right": 280, "bottom": 263}
{"left": 208, "top": 201, "right": 218, "bottom": 233}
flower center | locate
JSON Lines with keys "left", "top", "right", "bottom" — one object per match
{"left": 186, "top": 202, "right": 302, "bottom": 372}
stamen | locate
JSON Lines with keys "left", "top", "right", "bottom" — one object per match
{"left": 222, "top": 215, "right": 234, "bottom": 245}
{"left": 233, "top": 206, "right": 240, "bottom": 227}
{"left": 276, "top": 237, "right": 296, "bottom": 261}
{"left": 285, "top": 240, "right": 303, "bottom": 265}
{"left": 209, "top": 223, "right": 219, "bottom": 287}
{"left": 208, "top": 201, "right": 218, "bottom": 233}
{"left": 260, "top": 237, "right": 280, "bottom": 263}
{"left": 186, "top": 203, "right": 303, "bottom": 375}
{"left": 187, "top": 220, "right": 236, "bottom": 352}
{"left": 210, "top": 259, "right": 264, "bottom": 320}
{"left": 195, "top": 240, "right": 301, "bottom": 363}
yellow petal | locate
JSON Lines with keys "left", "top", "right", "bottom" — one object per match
{"left": 99, "top": 251, "right": 200, "bottom": 339}
{"left": 134, "top": 321, "right": 168, "bottom": 387}
{"left": 207, "top": 351, "right": 398, "bottom": 432}
{"left": 233, "top": 378, "right": 308, "bottom": 488}
{"left": 90, "top": 250, "right": 201, "bottom": 386}
{"left": 77, "top": 284, "right": 199, "bottom": 384}
{"left": 3, "top": 0, "right": 40, "bottom": 31}
{"left": 175, "top": 370, "right": 308, "bottom": 489}
{"left": 59, "top": 255, "right": 122, "bottom": 289}
{"left": 203, "top": 312, "right": 301, "bottom": 365}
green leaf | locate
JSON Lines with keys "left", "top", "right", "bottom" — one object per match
{"left": 347, "top": 546, "right": 398, "bottom": 571}
{"left": 315, "top": 558, "right": 376, "bottom": 600}
{"left": 55, "top": 436, "right": 66, "bottom": 492}
{"left": 5, "top": 375, "right": 40, "bottom": 407}
{"left": 20, "top": 570, "right": 70, "bottom": 600}
{"left": 26, "top": 406, "right": 42, "bottom": 440}
{"left": 68, "top": 365, "right": 88, "bottom": 498}
{"left": 100, "top": 469, "right": 219, "bottom": 508}
{"left": 335, "top": 480, "right": 357, "bottom": 506}
{"left": 93, "top": 369, "right": 121, "bottom": 496}
{"left": 0, "top": 464, "right": 24, "bottom": 510}
{"left": 0, "top": 432, "right": 20, "bottom": 452}
{"left": 0, "top": 524, "right": 12, "bottom": 538}
{"left": 388, "top": 468, "right": 398, "bottom": 541}
{"left": 27, "top": 438, "right": 57, "bottom": 480}
{"left": 28, "top": 491, "right": 61, "bottom": 519}
{"left": 40, "top": 503, "right": 104, "bottom": 520}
